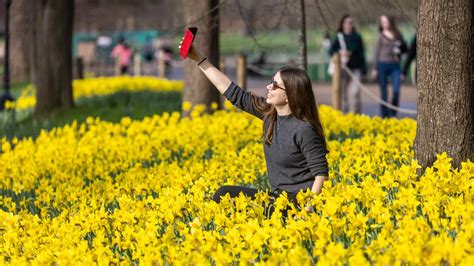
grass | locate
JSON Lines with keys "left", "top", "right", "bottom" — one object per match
{"left": 0, "top": 90, "right": 182, "bottom": 140}
{"left": 0, "top": 82, "right": 29, "bottom": 99}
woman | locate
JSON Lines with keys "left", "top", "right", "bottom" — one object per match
{"left": 372, "top": 15, "right": 408, "bottom": 118}
{"left": 179, "top": 41, "right": 329, "bottom": 215}
{"left": 329, "top": 14, "right": 367, "bottom": 114}
{"left": 111, "top": 37, "right": 133, "bottom": 75}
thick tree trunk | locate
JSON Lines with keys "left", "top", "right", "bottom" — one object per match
{"left": 183, "top": 0, "right": 221, "bottom": 113}
{"left": 297, "top": 0, "right": 307, "bottom": 71}
{"left": 10, "top": 0, "right": 32, "bottom": 83}
{"left": 414, "top": 0, "right": 474, "bottom": 170}
{"left": 33, "top": 0, "right": 74, "bottom": 115}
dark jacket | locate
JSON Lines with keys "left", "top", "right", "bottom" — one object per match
{"left": 402, "top": 36, "right": 416, "bottom": 76}
{"left": 329, "top": 31, "right": 367, "bottom": 74}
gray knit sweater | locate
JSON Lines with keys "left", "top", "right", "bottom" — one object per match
{"left": 223, "top": 82, "right": 329, "bottom": 194}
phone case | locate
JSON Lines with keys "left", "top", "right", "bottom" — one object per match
{"left": 180, "top": 27, "right": 198, "bottom": 59}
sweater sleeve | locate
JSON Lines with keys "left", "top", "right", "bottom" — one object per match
{"left": 402, "top": 37, "right": 416, "bottom": 75}
{"left": 357, "top": 34, "right": 368, "bottom": 74}
{"left": 223, "top": 82, "right": 265, "bottom": 120}
{"left": 296, "top": 124, "right": 329, "bottom": 177}
{"left": 373, "top": 35, "right": 382, "bottom": 65}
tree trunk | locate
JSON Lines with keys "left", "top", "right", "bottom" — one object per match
{"left": 297, "top": 0, "right": 307, "bottom": 71}
{"left": 414, "top": 0, "right": 474, "bottom": 170}
{"left": 10, "top": 0, "right": 32, "bottom": 83}
{"left": 183, "top": 0, "right": 221, "bottom": 113}
{"left": 32, "top": 0, "right": 74, "bottom": 115}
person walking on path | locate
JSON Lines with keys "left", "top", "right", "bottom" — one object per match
{"left": 329, "top": 14, "right": 367, "bottom": 114}
{"left": 401, "top": 35, "right": 417, "bottom": 84}
{"left": 372, "top": 15, "right": 408, "bottom": 118}
{"left": 111, "top": 37, "right": 133, "bottom": 75}
{"left": 180, "top": 40, "right": 329, "bottom": 217}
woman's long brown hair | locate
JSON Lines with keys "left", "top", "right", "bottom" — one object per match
{"left": 378, "top": 15, "right": 402, "bottom": 40}
{"left": 250, "top": 66, "right": 328, "bottom": 153}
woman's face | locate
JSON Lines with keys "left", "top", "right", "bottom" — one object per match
{"left": 380, "top": 15, "right": 390, "bottom": 30}
{"left": 266, "top": 71, "right": 288, "bottom": 106}
{"left": 342, "top": 17, "right": 354, "bottom": 33}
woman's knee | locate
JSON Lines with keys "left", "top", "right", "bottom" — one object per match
{"left": 212, "top": 185, "right": 234, "bottom": 203}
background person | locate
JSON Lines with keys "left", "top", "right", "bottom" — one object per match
{"left": 329, "top": 14, "right": 367, "bottom": 114}
{"left": 111, "top": 37, "right": 133, "bottom": 75}
{"left": 372, "top": 15, "right": 408, "bottom": 118}
{"left": 401, "top": 35, "right": 417, "bottom": 84}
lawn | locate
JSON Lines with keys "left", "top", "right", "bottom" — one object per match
{"left": 0, "top": 76, "right": 184, "bottom": 140}
{"left": 1, "top": 90, "right": 182, "bottom": 140}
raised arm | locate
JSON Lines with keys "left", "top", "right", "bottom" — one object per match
{"left": 179, "top": 40, "right": 265, "bottom": 119}
{"left": 180, "top": 42, "right": 231, "bottom": 94}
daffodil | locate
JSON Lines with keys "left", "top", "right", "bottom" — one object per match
{"left": 0, "top": 100, "right": 472, "bottom": 264}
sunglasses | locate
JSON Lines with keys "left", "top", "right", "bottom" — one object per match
{"left": 270, "top": 78, "right": 285, "bottom": 91}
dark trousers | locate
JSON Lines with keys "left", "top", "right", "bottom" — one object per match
{"left": 377, "top": 62, "right": 401, "bottom": 118}
{"left": 212, "top": 185, "right": 299, "bottom": 218}
{"left": 120, "top": 65, "right": 129, "bottom": 75}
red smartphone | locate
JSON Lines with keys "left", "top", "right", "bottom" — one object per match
{"left": 180, "top": 27, "right": 198, "bottom": 59}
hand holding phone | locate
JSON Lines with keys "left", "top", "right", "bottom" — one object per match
{"left": 179, "top": 27, "right": 198, "bottom": 59}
